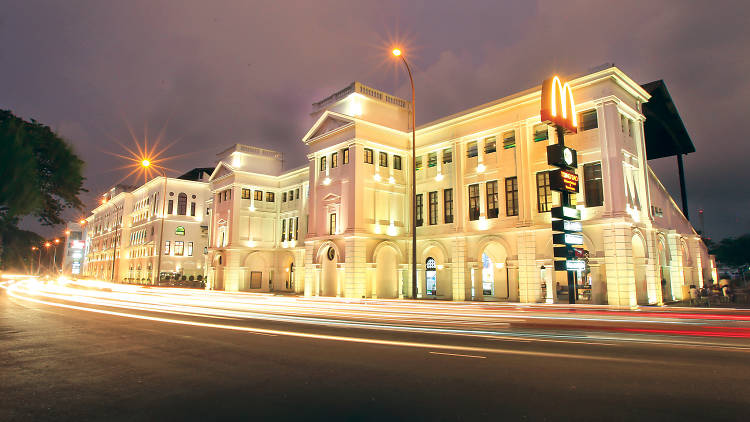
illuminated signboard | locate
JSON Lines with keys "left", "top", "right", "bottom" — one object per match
{"left": 550, "top": 169, "right": 579, "bottom": 194}
{"left": 554, "top": 246, "right": 585, "bottom": 260}
{"left": 547, "top": 144, "right": 577, "bottom": 170}
{"left": 553, "top": 233, "right": 583, "bottom": 246}
{"left": 552, "top": 220, "right": 582, "bottom": 233}
{"left": 70, "top": 240, "right": 85, "bottom": 250}
{"left": 175, "top": 226, "right": 185, "bottom": 236}
{"left": 554, "top": 259, "right": 586, "bottom": 271}
{"left": 551, "top": 206, "right": 580, "bottom": 221}
{"left": 540, "top": 76, "right": 578, "bottom": 133}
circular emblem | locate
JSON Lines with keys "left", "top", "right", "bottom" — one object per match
{"left": 327, "top": 247, "right": 335, "bottom": 261}
{"left": 563, "top": 148, "right": 573, "bottom": 166}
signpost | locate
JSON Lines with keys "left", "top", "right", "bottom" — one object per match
{"left": 541, "top": 75, "right": 584, "bottom": 304}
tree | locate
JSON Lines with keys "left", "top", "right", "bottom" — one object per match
{"left": 0, "top": 110, "right": 86, "bottom": 268}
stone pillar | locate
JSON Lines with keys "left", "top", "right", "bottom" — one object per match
{"left": 223, "top": 250, "right": 242, "bottom": 292}
{"left": 667, "top": 233, "right": 685, "bottom": 300}
{"left": 603, "top": 224, "right": 636, "bottom": 307}
{"left": 517, "top": 232, "right": 541, "bottom": 303}
{"left": 644, "top": 230, "right": 661, "bottom": 304}
{"left": 344, "top": 237, "right": 367, "bottom": 298}
{"left": 452, "top": 237, "right": 467, "bottom": 301}
{"left": 304, "top": 243, "right": 315, "bottom": 297}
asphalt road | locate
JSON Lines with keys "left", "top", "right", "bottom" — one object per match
{"left": 2, "top": 280, "right": 749, "bottom": 421}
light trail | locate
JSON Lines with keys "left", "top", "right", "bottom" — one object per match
{"left": 4, "top": 277, "right": 750, "bottom": 352}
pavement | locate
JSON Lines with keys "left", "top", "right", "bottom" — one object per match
{"left": 2, "top": 276, "right": 749, "bottom": 421}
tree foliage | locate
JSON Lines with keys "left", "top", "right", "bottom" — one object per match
{"left": 0, "top": 110, "right": 85, "bottom": 269}
{"left": 0, "top": 225, "right": 44, "bottom": 272}
{"left": 709, "top": 234, "right": 750, "bottom": 267}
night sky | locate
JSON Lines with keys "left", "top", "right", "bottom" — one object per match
{"left": 2, "top": 1, "right": 748, "bottom": 240}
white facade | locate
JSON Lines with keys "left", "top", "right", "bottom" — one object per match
{"left": 204, "top": 67, "right": 714, "bottom": 306}
{"left": 83, "top": 172, "right": 211, "bottom": 283}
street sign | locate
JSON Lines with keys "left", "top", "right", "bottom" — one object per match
{"left": 553, "top": 232, "right": 583, "bottom": 246}
{"left": 551, "top": 206, "right": 580, "bottom": 221}
{"left": 552, "top": 219, "right": 582, "bottom": 233}
{"left": 547, "top": 144, "right": 577, "bottom": 169}
{"left": 554, "top": 245, "right": 584, "bottom": 259}
{"left": 549, "top": 169, "right": 579, "bottom": 193}
{"left": 554, "top": 259, "right": 586, "bottom": 272}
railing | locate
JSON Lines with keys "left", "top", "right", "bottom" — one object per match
{"left": 312, "top": 82, "right": 409, "bottom": 111}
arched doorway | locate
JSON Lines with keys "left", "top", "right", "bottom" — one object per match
{"left": 657, "top": 237, "right": 672, "bottom": 301}
{"left": 478, "top": 241, "right": 509, "bottom": 300}
{"left": 212, "top": 254, "right": 225, "bottom": 291}
{"left": 321, "top": 246, "right": 338, "bottom": 297}
{"left": 425, "top": 257, "right": 437, "bottom": 296}
{"left": 632, "top": 233, "right": 648, "bottom": 304}
{"left": 374, "top": 244, "right": 399, "bottom": 299}
{"left": 243, "top": 252, "right": 268, "bottom": 291}
{"left": 422, "top": 242, "right": 451, "bottom": 299}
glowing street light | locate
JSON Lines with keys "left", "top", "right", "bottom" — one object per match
{"left": 392, "top": 46, "right": 418, "bottom": 300}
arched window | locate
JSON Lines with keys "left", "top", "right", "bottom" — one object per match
{"left": 177, "top": 193, "right": 188, "bottom": 215}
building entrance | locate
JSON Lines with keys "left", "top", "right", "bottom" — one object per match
{"left": 425, "top": 257, "right": 437, "bottom": 296}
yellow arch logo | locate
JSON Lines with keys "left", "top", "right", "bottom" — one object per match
{"left": 541, "top": 76, "right": 578, "bottom": 133}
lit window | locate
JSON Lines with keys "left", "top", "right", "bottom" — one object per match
{"left": 429, "top": 191, "right": 438, "bottom": 225}
{"left": 537, "top": 172, "right": 552, "bottom": 212}
{"left": 416, "top": 194, "right": 423, "bottom": 226}
{"left": 428, "top": 152, "right": 437, "bottom": 168}
{"left": 467, "top": 141, "right": 478, "bottom": 158}
{"left": 379, "top": 151, "right": 388, "bottom": 167}
{"left": 187, "top": 242, "right": 193, "bottom": 256}
{"left": 468, "top": 184, "right": 480, "bottom": 221}
{"left": 320, "top": 156, "right": 327, "bottom": 172}
{"left": 443, "top": 148, "right": 453, "bottom": 163}
{"left": 164, "top": 240, "right": 170, "bottom": 255}
{"left": 266, "top": 192, "right": 275, "bottom": 202}
{"left": 342, "top": 148, "right": 349, "bottom": 164}
{"left": 486, "top": 181, "right": 499, "bottom": 218}
{"left": 502, "top": 131, "right": 516, "bottom": 149}
{"left": 533, "top": 124, "right": 548, "bottom": 142}
{"left": 484, "top": 137, "right": 497, "bottom": 154}
{"left": 415, "top": 156, "right": 423, "bottom": 171}
{"left": 329, "top": 213, "right": 337, "bottom": 235}
{"left": 505, "top": 177, "right": 518, "bottom": 216}
{"left": 331, "top": 152, "right": 338, "bottom": 168}
{"left": 393, "top": 155, "right": 402, "bottom": 170}
{"left": 364, "top": 148, "right": 374, "bottom": 164}
{"left": 254, "top": 190, "right": 263, "bottom": 201}
{"left": 174, "top": 241, "right": 184, "bottom": 256}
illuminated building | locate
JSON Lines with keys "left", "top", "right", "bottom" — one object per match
{"left": 82, "top": 170, "right": 211, "bottom": 283}
{"left": 206, "top": 65, "right": 713, "bottom": 306}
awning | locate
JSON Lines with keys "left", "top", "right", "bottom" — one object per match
{"left": 641, "top": 80, "right": 695, "bottom": 159}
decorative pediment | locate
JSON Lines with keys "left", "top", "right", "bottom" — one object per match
{"left": 209, "top": 162, "right": 234, "bottom": 181}
{"left": 321, "top": 193, "right": 341, "bottom": 203}
{"left": 302, "top": 111, "right": 355, "bottom": 144}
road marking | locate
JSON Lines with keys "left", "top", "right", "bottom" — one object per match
{"left": 429, "top": 351, "right": 486, "bottom": 359}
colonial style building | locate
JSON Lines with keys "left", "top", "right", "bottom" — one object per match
{"left": 83, "top": 169, "right": 211, "bottom": 283}
{"left": 204, "top": 65, "right": 715, "bottom": 307}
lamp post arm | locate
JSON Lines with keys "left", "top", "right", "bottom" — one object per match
{"left": 400, "top": 55, "right": 418, "bottom": 300}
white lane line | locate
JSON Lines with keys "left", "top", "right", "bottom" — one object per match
{"left": 429, "top": 351, "right": 486, "bottom": 359}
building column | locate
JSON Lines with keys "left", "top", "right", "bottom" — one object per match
{"left": 517, "top": 232, "right": 541, "bottom": 303}
{"left": 667, "top": 232, "right": 685, "bottom": 300}
{"left": 304, "top": 243, "right": 315, "bottom": 296}
{"left": 603, "top": 224, "right": 636, "bottom": 307}
{"left": 452, "top": 237, "right": 467, "bottom": 301}
{"left": 344, "top": 237, "right": 367, "bottom": 298}
{"left": 644, "top": 230, "right": 661, "bottom": 304}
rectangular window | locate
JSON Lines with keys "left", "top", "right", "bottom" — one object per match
{"left": 503, "top": 130, "right": 516, "bottom": 149}
{"left": 416, "top": 194, "right": 423, "bottom": 226}
{"left": 296, "top": 188, "right": 300, "bottom": 199}
{"left": 428, "top": 152, "right": 437, "bottom": 167}
{"left": 468, "top": 184, "right": 480, "bottom": 221}
{"left": 580, "top": 109, "right": 598, "bottom": 131}
{"left": 174, "top": 241, "right": 184, "bottom": 256}
{"left": 537, "top": 172, "right": 552, "bottom": 212}
{"left": 331, "top": 152, "right": 338, "bottom": 169}
{"left": 281, "top": 220, "right": 286, "bottom": 241}
{"left": 393, "top": 155, "right": 402, "bottom": 170}
{"left": 443, "top": 148, "right": 452, "bottom": 163}
{"left": 282, "top": 192, "right": 287, "bottom": 202}
{"left": 484, "top": 136, "right": 497, "bottom": 154}
{"left": 242, "top": 188, "right": 251, "bottom": 199}
{"left": 505, "top": 177, "right": 518, "bottom": 216}
{"left": 628, "top": 120, "right": 634, "bottom": 137}
{"left": 164, "top": 240, "right": 170, "bottom": 255}
{"left": 254, "top": 190, "right": 263, "bottom": 201}
{"left": 467, "top": 141, "right": 478, "bottom": 158}
{"left": 429, "top": 191, "right": 438, "bottom": 225}
{"left": 364, "top": 148, "right": 374, "bottom": 164}
{"left": 168, "top": 200, "right": 174, "bottom": 214}
{"left": 415, "top": 156, "right": 423, "bottom": 171}
{"left": 584, "top": 162, "right": 604, "bottom": 207}
{"left": 187, "top": 242, "right": 193, "bottom": 256}
{"left": 379, "top": 151, "right": 388, "bottom": 167}
{"left": 486, "top": 180, "right": 499, "bottom": 218}
{"left": 190, "top": 202, "right": 196, "bottom": 216}
{"left": 288, "top": 218, "right": 293, "bottom": 240}
{"left": 342, "top": 148, "right": 349, "bottom": 164}
{"left": 620, "top": 114, "right": 628, "bottom": 133}
{"left": 329, "top": 213, "right": 336, "bottom": 235}
{"left": 320, "top": 156, "right": 326, "bottom": 172}
{"left": 443, "top": 189, "right": 454, "bottom": 223}
{"left": 533, "top": 124, "right": 548, "bottom": 142}
{"left": 266, "top": 192, "right": 275, "bottom": 202}
{"left": 295, "top": 216, "right": 299, "bottom": 240}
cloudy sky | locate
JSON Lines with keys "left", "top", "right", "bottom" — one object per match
{"left": 2, "top": 0, "right": 748, "bottom": 240}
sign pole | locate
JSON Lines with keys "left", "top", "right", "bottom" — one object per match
{"left": 556, "top": 125, "right": 576, "bottom": 304}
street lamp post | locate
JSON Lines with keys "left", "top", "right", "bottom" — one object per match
{"left": 52, "top": 238, "right": 60, "bottom": 274}
{"left": 44, "top": 241, "right": 51, "bottom": 274}
{"left": 142, "top": 159, "right": 168, "bottom": 285}
{"left": 31, "top": 246, "right": 38, "bottom": 275}
{"left": 392, "top": 48, "right": 418, "bottom": 300}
